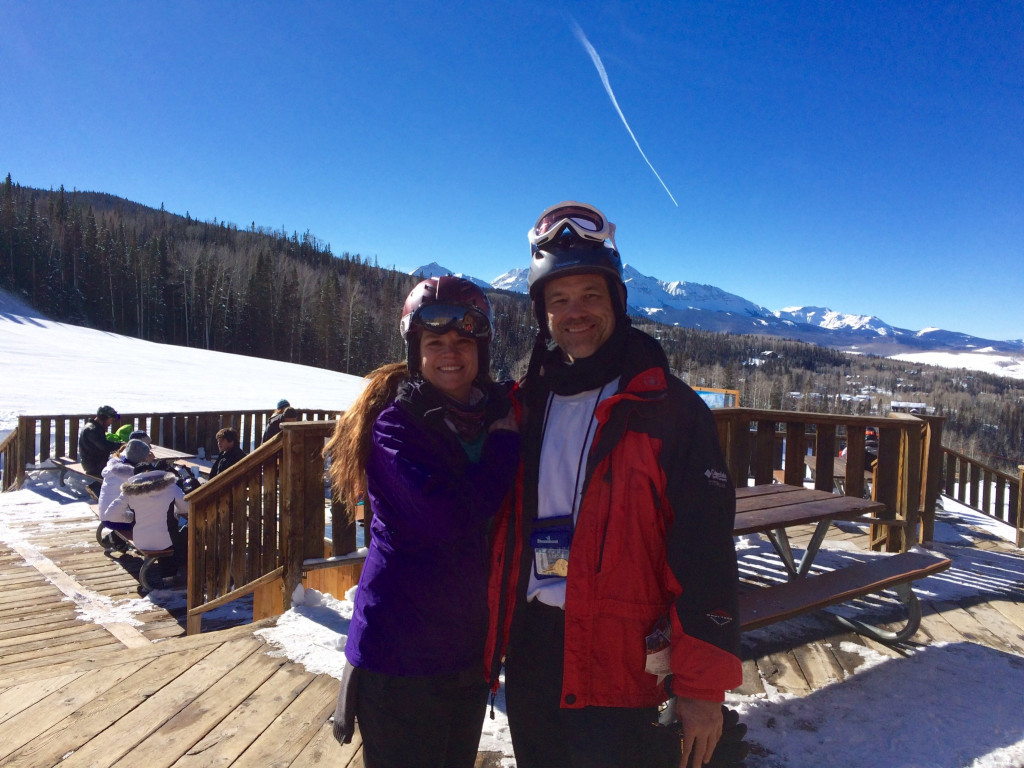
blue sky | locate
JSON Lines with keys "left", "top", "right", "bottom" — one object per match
{"left": 2, "top": 1, "right": 1022, "bottom": 341}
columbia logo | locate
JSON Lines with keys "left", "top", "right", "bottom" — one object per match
{"left": 704, "top": 469, "right": 729, "bottom": 488}
{"left": 707, "top": 609, "right": 734, "bottom": 626}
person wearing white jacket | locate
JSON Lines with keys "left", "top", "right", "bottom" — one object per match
{"left": 98, "top": 439, "right": 153, "bottom": 520}
{"left": 105, "top": 469, "right": 189, "bottom": 572}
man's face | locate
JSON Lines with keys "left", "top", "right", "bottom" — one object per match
{"left": 216, "top": 436, "right": 232, "bottom": 452}
{"left": 544, "top": 273, "right": 617, "bottom": 362}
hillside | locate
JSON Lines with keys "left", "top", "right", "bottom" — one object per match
{"left": 2, "top": 178, "right": 1022, "bottom": 471}
{"left": 0, "top": 286, "right": 366, "bottom": 434}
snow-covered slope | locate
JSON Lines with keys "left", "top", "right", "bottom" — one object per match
{"left": 0, "top": 288, "right": 367, "bottom": 433}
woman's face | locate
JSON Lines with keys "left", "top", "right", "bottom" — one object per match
{"left": 419, "top": 329, "right": 479, "bottom": 402}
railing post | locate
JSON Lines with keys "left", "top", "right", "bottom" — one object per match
{"left": 813, "top": 424, "right": 836, "bottom": 494}
{"left": 844, "top": 425, "right": 867, "bottom": 499}
{"left": 279, "top": 422, "right": 330, "bottom": 608}
{"left": 17, "top": 416, "right": 35, "bottom": 489}
{"left": 0, "top": 426, "right": 21, "bottom": 492}
{"left": 279, "top": 426, "right": 305, "bottom": 610}
{"left": 901, "top": 418, "right": 924, "bottom": 549}
{"left": 728, "top": 415, "right": 751, "bottom": 487}
{"left": 1017, "top": 466, "right": 1023, "bottom": 549}
{"left": 783, "top": 420, "right": 807, "bottom": 486}
{"left": 752, "top": 420, "right": 777, "bottom": 486}
{"left": 919, "top": 415, "right": 945, "bottom": 544}
{"left": 872, "top": 422, "right": 902, "bottom": 551}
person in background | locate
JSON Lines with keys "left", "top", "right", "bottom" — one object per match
{"left": 209, "top": 427, "right": 245, "bottom": 478}
{"left": 128, "top": 429, "right": 152, "bottom": 446}
{"left": 327, "top": 275, "right": 519, "bottom": 768}
{"left": 485, "top": 202, "right": 745, "bottom": 768}
{"left": 97, "top": 438, "right": 154, "bottom": 549}
{"left": 261, "top": 406, "right": 300, "bottom": 444}
{"left": 78, "top": 405, "right": 120, "bottom": 496}
{"left": 105, "top": 463, "right": 190, "bottom": 578}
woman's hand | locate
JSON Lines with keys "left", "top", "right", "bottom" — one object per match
{"left": 488, "top": 410, "right": 519, "bottom": 433}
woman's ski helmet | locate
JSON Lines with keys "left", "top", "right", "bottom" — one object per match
{"left": 400, "top": 275, "right": 494, "bottom": 377}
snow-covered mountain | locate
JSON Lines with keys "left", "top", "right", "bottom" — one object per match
{"left": 414, "top": 264, "right": 1024, "bottom": 357}
{"left": 410, "top": 262, "right": 491, "bottom": 290}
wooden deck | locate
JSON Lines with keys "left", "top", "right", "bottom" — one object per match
{"left": 0, "top": 496, "right": 1021, "bottom": 766}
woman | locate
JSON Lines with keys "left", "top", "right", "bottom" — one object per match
{"left": 104, "top": 462, "right": 190, "bottom": 581}
{"left": 326, "top": 276, "right": 519, "bottom": 768}
{"left": 96, "top": 438, "right": 154, "bottom": 550}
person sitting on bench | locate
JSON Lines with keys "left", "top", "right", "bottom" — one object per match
{"left": 78, "top": 405, "right": 120, "bottom": 496}
{"left": 97, "top": 438, "right": 153, "bottom": 549}
{"left": 209, "top": 427, "right": 245, "bottom": 478}
{"left": 106, "top": 466, "right": 190, "bottom": 580}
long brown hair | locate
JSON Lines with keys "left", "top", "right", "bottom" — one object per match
{"left": 324, "top": 362, "right": 410, "bottom": 513}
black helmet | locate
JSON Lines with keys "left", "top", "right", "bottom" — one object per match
{"left": 528, "top": 235, "right": 625, "bottom": 301}
{"left": 527, "top": 233, "right": 626, "bottom": 334}
{"left": 400, "top": 275, "right": 493, "bottom": 376}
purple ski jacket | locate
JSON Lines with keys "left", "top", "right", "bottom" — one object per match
{"left": 344, "top": 379, "right": 520, "bottom": 677}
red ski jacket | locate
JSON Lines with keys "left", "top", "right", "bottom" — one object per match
{"left": 485, "top": 331, "right": 743, "bottom": 708}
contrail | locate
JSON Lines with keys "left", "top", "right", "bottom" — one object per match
{"left": 571, "top": 19, "right": 678, "bottom": 207}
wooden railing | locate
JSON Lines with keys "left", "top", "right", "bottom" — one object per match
{"left": 0, "top": 427, "right": 19, "bottom": 492}
{"left": 7, "top": 404, "right": 1019, "bottom": 632}
{"left": 711, "top": 409, "right": 945, "bottom": 553}
{"left": 940, "top": 448, "right": 1023, "bottom": 547}
{"left": 4, "top": 408, "right": 337, "bottom": 490}
{"left": 184, "top": 420, "right": 361, "bottom": 634}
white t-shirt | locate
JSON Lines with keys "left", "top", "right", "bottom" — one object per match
{"left": 528, "top": 378, "right": 619, "bottom": 608}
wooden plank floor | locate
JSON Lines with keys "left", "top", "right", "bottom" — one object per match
{"left": 0, "top": 496, "right": 1021, "bottom": 766}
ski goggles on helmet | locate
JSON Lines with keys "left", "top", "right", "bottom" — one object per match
{"left": 528, "top": 201, "right": 617, "bottom": 250}
{"left": 402, "top": 303, "right": 492, "bottom": 340}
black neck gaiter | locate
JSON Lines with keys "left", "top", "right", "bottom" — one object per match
{"left": 542, "top": 320, "right": 630, "bottom": 396}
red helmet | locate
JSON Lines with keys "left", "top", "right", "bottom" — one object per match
{"left": 400, "top": 275, "right": 493, "bottom": 376}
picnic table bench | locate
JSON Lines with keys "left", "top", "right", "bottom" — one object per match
{"left": 734, "top": 484, "right": 951, "bottom": 644}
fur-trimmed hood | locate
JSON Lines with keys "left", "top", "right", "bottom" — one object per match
{"left": 121, "top": 470, "right": 177, "bottom": 496}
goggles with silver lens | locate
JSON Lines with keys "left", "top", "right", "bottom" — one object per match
{"left": 403, "top": 303, "right": 492, "bottom": 340}
{"left": 528, "top": 201, "right": 617, "bottom": 250}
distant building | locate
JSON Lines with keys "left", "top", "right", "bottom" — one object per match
{"left": 890, "top": 400, "right": 933, "bottom": 415}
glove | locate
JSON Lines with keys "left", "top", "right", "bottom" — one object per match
{"left": 332, "top": 663, "right": 359, "bottom": 745}
{"left": 647, "top": 704, "right": 749, "bottom": 768}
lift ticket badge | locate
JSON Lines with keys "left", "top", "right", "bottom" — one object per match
{"left": 531, "top": 520, "right": 572, "bottom": 580}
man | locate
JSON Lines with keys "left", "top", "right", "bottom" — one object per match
{"left": 209, "top": 427, "right": 245, "bottom": 479}
{"left": 485, "top": 202, "right": 744, "bottom": 768}
{"left": 260, "top": 406, "right": 299, "bottom": 444}
{"left": 78, "top": 405, "right": 120, "bottom": 495}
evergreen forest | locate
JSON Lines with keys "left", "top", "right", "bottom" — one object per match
{"left": 2, "top": 176, "right": 1022, "bottom": 474}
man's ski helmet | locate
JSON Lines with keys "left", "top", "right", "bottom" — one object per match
{"left": 400, "top": 275, "right": 494, "bottom": 377}
{"left": 526, "top": 201, "right": 626, "bottom": 334}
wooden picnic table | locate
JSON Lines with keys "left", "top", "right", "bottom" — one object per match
{"left": 734, "top": 484, "right": 951, "bottom": 643}
{"left": 51, "top": 444, "right": 202, "bottom": 487}
{"left": 735, "top": 484, "right": 884, "bottom": 577}
{"left": 149, "top": 444, "right": 197, "bottom": 462}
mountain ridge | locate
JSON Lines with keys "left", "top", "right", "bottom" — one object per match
{"left": 412, "top": 263, "right": 1023, "bottom": 356}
